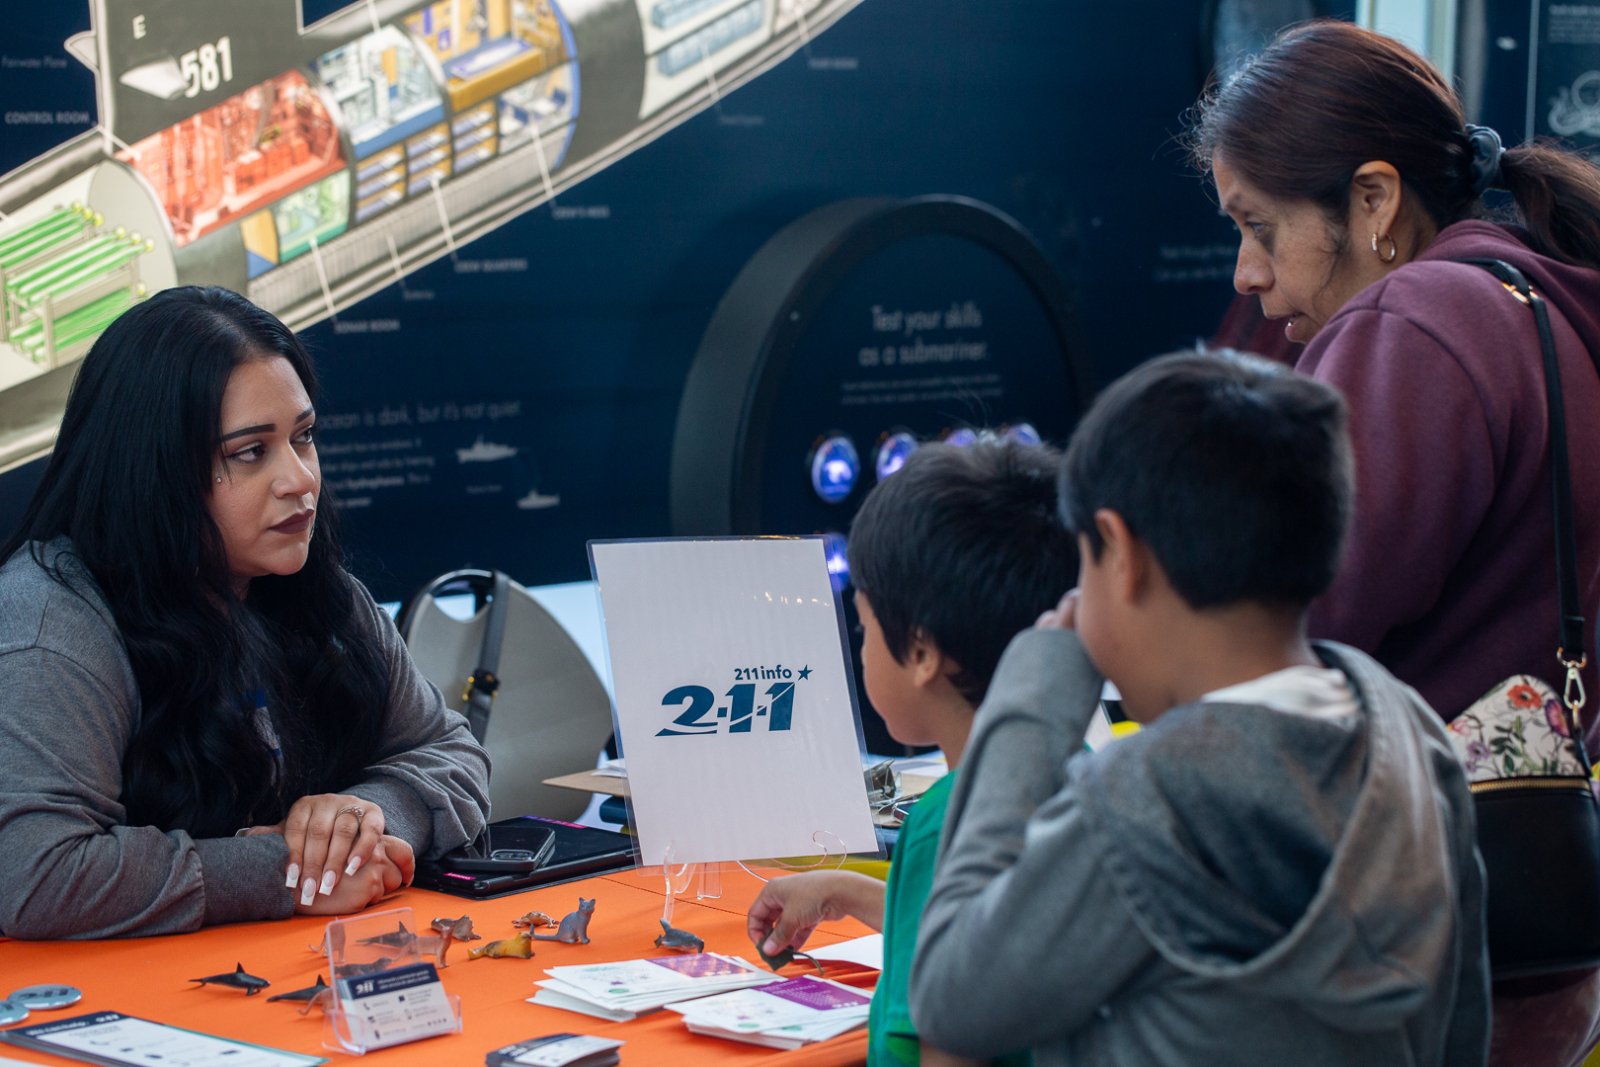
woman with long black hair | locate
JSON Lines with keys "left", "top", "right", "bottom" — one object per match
{"left": 0, "top": 286, "right": 490, "bottom": 938}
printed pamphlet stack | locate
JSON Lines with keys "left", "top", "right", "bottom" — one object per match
{"left": 485, "top": 1033, "right": 624, "bottom": 1067}
{"left": 529, "top": 954, "right": 776, "bottom": 1021}
{"left": 669, "top": 976, "right": 872, "bottom": 1049}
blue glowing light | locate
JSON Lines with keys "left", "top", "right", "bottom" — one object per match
{"left": 875, "top": 431, "right": 918, "bottom": 481}
{"left": 810, "top": 435, "right": 860, "bottom": 504}
{"left": 944, "top": 427, "right": 979, "bottom": 448}
{"left": 1004, "top": 422, "right": 1041, "bottom": 446}
{"left": 821, "top": 531, "right": 850, "bottom": 591}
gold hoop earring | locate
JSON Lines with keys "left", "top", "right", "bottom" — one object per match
{"left": 1371, "top": 232, "right": 1398, "bottom": 264}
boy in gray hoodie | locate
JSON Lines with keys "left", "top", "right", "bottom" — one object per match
{"left": 909, "top": 351, "right": 1489, "bottom": 1066}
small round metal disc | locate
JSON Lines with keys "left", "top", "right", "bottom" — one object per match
{"left": 0, "top": 999, "right": 29, "bottom": 1025}
{"left": 9, "top": 984, "right": 82, "bottom": 1010}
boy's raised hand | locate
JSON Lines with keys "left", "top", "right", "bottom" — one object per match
{"left": 1036, "top": 588, "right": 1080, "bottom": 630}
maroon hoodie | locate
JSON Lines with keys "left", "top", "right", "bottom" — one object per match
{"left": 1299, "top": 220, "right": 1600, "bottom": 744}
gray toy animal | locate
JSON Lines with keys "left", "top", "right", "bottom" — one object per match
{"left": 530, "top": 897, "right": 595, "bottom": 944}
{"left": 653, "top": 918, "right": 705, "bottom": 953}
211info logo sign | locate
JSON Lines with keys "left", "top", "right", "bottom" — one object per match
{"left": 656, "top": 664, "right": 814, "bottom": 737}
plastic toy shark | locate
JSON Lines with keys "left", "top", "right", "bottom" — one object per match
{"left": 358, "top": 921, "right": 417, "bottom": 949}
{"left": 190, "top": 963, "right": 270, "bottom": 995}
{"left": 266, "top": 974, "right": 329, "bottom": 1004}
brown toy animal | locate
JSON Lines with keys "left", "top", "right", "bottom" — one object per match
{"left": 469, "top": 933, "right": 536, "bottom": 960}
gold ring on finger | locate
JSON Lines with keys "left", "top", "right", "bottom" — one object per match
{"left": 337, "top": 804, "right": 366, "bottom": 822}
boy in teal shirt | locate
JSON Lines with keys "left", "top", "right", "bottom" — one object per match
{"left": 746, "top": 438, "right": 1077, "bottom": 1067}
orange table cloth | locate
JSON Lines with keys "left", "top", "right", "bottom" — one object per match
{"left": 0, "top": 865, "right": 876, "bottom": 1066}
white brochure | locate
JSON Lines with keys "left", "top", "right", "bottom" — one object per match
{"left": 590, "top": 537, "right": 877, "bottom": 865}
{"left": 0, "top": 1012, "right": 323, "bottom": 1067}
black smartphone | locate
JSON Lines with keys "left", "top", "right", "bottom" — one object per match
{"left": 450, "top": 828, "right": 558, "bottom": 873}
{"left": 437, "top": 825, "right": 557, "bottom": 874}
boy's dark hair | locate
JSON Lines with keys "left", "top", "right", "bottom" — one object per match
{"left": 849, "top": 439, "right": 1078, "bottom": 706}
{"left": 1061, "top": 349, "right": 1352, "bottom": 609}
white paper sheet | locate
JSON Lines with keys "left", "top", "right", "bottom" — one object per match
{"left": 804, "top": 932, "right": 884, "bottom": 969}
{"left": 590, "top": 538, "right": 877, "bottom": 865}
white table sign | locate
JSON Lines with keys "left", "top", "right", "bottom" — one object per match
{"left": 589, "top": 537, "right": 876, "bottom": 865}
{"left": 334, "top": 963, "right": 457, "bottom": 1051}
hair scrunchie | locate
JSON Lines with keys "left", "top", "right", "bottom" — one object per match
{"left": 1465, "top": 123, "right": 1505, "bottom": 197}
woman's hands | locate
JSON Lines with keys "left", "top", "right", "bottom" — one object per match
{"left": 282, "top": 794, "right": 385, "bottom": 905}
{"left": 747, "top": 870, "right": 886, "bottom": 957}
{"left": 243, "top": 793, "right": 392, "bottom": 905}
{"left": 293, "top": 835, "right": 414, "bottom": 916}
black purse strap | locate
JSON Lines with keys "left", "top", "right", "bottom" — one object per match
{"left": 1459, "top": 258, "right": 1590, "bottom": 736}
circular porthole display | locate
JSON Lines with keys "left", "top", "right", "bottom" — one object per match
{"left": 670, "top": 196, "right": 1091, "bottom": 753}
{"left": 809, "top": 435, "right": 860, "bottom": 504}
{"left": 671, "top": 195, "right": 1089, "bottom": 538}
{"left": 821, "top": 530, "right": 851, "bottom": 591}
{"left": 943, "top": 427, "right": 979, "bottom": 448}
{"left": 874, "top": 431, "right": 918, "bottom": 481}
{"left": 1003, "top": 421, "right": 1041, "bottom": 446}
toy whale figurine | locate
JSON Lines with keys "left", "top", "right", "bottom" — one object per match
{"left": 190, "top": 963, "right": 270, "bottom": 995}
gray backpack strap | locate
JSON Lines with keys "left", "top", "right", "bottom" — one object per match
{"left": 461, "top": 570, "right": 511, "bottom": 743}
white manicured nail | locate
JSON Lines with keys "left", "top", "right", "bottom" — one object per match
{"left": 319, "top": 870, "right": 337, "bottom": 896}
{"left": 300, "top": 877, "right": 317, "bottom": 906}
{"left": 285, "top": 863, "right": 299, "bottom": 890}
{"left": 345, "top": 855, "right": 363, "bottom": 877}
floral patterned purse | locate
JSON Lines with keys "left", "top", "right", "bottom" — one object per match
{"left": 1444, "top": 260, "right": 1599, "bottom": 979}
{"left": 1450, "top": 676, "right": 1586, "bottom": 782}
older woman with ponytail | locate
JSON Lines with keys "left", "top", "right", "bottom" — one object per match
{"left": 1190, "top": 20, "right": 1600, "bottom": 1067}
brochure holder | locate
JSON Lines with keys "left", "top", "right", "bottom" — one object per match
{"left": 319, "top": 907, "right": 462, "bottom": 1056}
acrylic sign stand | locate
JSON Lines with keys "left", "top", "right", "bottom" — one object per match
{"left": 320, "top": 906, "right": 462, "bottom": 1055}
{"left": 589, "top": 537, "right": 881, "bottom": 947}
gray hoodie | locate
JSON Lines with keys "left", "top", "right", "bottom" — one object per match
{"left": 0, "top": 539, "right": 491, "bottom": 938}
{"left": 910, "top": 629, "right": 1489, "bottom": 1066}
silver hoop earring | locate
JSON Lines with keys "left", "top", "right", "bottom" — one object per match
{"left": 1371, "top": 232, "right": 1398, "bottom": 264}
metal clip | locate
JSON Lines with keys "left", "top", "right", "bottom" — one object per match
{"left": 1500, "top": 281, "right": 1531, "bottom": 306}
{"left": 461, "top": 670, "right": 499, "bottom": 704}
{"left": 1559, "top": 648, "right": 1588, "bottom": 721}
